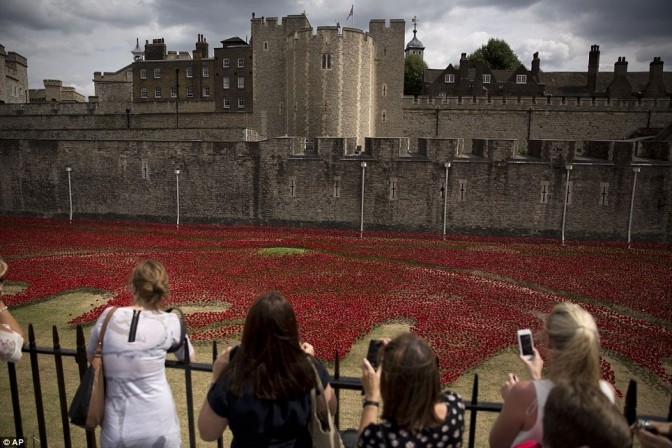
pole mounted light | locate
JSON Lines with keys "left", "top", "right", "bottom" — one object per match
{"left": 360, "top": 162, "right": 367, "bottom": 238}
{"left": 65, "top": 166, "right": 73, "bottom": 223}
{"left": 175, "top": 168, "right": 181, "bottom": 227}
{"left": 442, "top": 162, "right": 451, "bottom": 238}
{"left": 627, "top": 167, "right": 641, "bottom": 247}
{"left": 561, "top": 163, "right": 573, "bottom": 245}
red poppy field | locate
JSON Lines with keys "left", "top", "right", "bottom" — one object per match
{"left": 1, "top": 217, "right": 671, "bottom": 391}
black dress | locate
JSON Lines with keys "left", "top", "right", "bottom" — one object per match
{"left": 207, "top": 358, "right": 331, "bottom": 448}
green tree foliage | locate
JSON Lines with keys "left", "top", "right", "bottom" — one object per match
{"left": 404, "top": 54, "right": 428, "bottom": 96}
{"left": 467, "top": 38, "right": 522, "bottom": 70}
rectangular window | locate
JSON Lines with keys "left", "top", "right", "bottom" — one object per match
{"left": 171, "top": 87, "right": 177, "bottom": 98}
{"left": 458, "top": 179, "right": 467, "bottom": 202}
{"left": 445, "top": 74, "right": 455, "bottom": 83}
{"left": 186, "top": 87, "right": 194, "bottom": 98}
{"left": 540, "top": 181, "right": 550, "bottom": 204}
{"left": 154, "top": 68, "right": 161, "bottom": 79}
{"left": 289, "top": 176, "right": 297, "bottom": 197}
{"left": 140, "top": 69, "right": 147, "bottom": 79}
{"left": 389, "top": 178, "right": 398, "bottom": 200}
{"left": 322, "top": 54, "right": 332, "bottom": 70}
{"left": 237, "top": 57, "right": 244, "bottom": 68}
{"left": 203, "top": 86, "right": 210, "bottom": 97}
{"left": 237, "top": 77, "right": 245, "bottom": 89}
{"left": 202, "top": 67, "right": 209, "bottom": 78}
{"left": 333, "top": 177, "right": 341, "bottom": 198}
{"left": 141, "top": 161, "right": 149, "bottom": 180}
{"left": 516, "top": 74, "right": 527, "bottom": 84}
{"left": 223, "top": 58, "right": 230, "bottom": 68}
{"left": 154, "top": 87, "right": 161, "bottom": 98}
{"left": 186, "top": 67, "right": 193, "bottom": 78}
{"left": 223, "top": 99, "right": 230, "bottom": 109}
{"left": 599, "top": 182, "right": 609, "bottom": 206}
{"left": 140, "top": 88, "right": 147, "bottom": 99}
{"left": 238, "top": 97, "right": 245, "bottom": 108}
{"left": 483, "top": 74, "right": 491, "bottom": 84}
{"left": 223, "top": 77, "right": 230, "bottom": 89}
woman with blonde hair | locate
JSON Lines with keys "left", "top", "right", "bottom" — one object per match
{"left": 489, "top": 302, "right": 616, "bottom": 448}
{"left": 0, "top": 257, "right": 26, "bottom": 363}
{"left": 87, "top": 260, "right": 194, "bottom": 447}
{"left": 358, "top": 332, "right": 465, "bottom": 447}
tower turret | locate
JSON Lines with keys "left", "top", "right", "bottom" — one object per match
{"left": 131, "top": 37, "right": 144, "bottom": 61}
{"left": 404, "top": 16, "right": 424, "bottom": 59}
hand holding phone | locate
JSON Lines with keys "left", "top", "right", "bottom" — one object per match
{"left": 366, "top": 339, "right": 384, "bottom": 369}
{"left": 517, "top": 329, "right": 534, "bottom": 360}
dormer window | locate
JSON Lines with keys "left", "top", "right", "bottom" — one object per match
{"left": 516, "top": 74, "right": 527, "bottom": 84}
{"left": 445, "top": 74, "right": 455, "bottom": 84}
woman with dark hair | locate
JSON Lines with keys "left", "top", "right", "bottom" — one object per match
{"left": 87, "top": 259, "right": 194, "bottom": 447}
{"left": 198, "top": 291, "right": 337, "bottom": 447}
{"left": 358, "top": 332, "right": 465, "bottom": 447}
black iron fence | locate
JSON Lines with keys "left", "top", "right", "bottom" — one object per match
{"left": 3, "top": 323, "right": 670, "bottom": 448}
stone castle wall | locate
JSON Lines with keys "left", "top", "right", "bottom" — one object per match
{"left": 1, "top": 136, "right": 669, "bottom": 241}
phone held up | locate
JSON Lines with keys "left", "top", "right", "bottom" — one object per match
{"left": 366, "top": 339, "right": 384, "bottom": 369}
{"left": 517, "top": 329, "right": 534, "bottom": 360}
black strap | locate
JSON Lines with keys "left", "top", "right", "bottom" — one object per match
{"left": 128, "top": 310, "right": 140, "bottom": 342}
{"left": 166, "top": 307, "right": 186, "bottom": 353}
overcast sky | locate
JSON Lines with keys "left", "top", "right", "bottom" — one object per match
{"left": 1, "top": 0, "right": 670, "bottom": 98}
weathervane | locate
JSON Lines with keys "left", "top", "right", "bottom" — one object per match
{"left": 412, "top": 15, "right": 419, "bottom": 33}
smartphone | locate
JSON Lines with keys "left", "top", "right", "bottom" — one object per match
{"left": 517, "top": 329, "right": 534, "bottom": 360}
{"left": 366, "top": 339, "right": 384, "bottom": 368}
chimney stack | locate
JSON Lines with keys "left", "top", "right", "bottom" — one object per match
{"left": 587, "top": 45, "right": 600, "bottom": 93}
{"left": 642, "top": 57, "right": 665, "bottom": 97}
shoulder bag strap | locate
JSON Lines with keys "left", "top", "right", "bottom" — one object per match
{"left": 93, "top": 307, "right": 118, "bottom": 358}
{"left": 165, "top": 307, "right": 186, "bottom": 353}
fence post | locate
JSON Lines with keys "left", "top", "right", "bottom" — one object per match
{"left": 7, "top": 361, "right": 24, "bottom": 437}
{"left": 75, "top": 324, "right": 97, "bottom": 448}
{"left": 53, "top": 326, "right": 73, "bottom": 447}
{"left": 468, "top": 374, "right": 479, "bottom": 448}
{"left": 28, "top": 324, "right": 49, "bottom": 446}
{"left": 211, "top": 341, "right": 224, "bottom": 448}
{"left": 334, "top": 350, "right": 340, "bottom": 429}
{"left": 624, "top": 379, "right": 637, "bottom": 425}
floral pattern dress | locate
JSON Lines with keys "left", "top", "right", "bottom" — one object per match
{"left": 358, "top": 391, "right": 465, "bottom": 448}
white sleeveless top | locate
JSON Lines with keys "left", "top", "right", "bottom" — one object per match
{"left": 510, "top": 379, "right": 615, "bottom": 447}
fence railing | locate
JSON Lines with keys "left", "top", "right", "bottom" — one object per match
{"left": 3, "top": 323, "right": 670, "bottom": 448}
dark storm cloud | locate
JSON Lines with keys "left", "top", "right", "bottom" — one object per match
{"left": 541, "top": 0, "right": 671, "bottom": 44}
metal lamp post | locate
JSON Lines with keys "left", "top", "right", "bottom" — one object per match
{"left": 561, "top": 163, "right": 573, "bottom": 245}
{"left": 627, "top": 167, "right": 640, "bottom": 247}
{"left": 442, "top": 162, "right": 451, "bottom": 238}
{"left": 66, "top": 166, "right": 73, "bottom": 223}
{"left": 175, "top": 168, "right": 181, "bottom": 227}
{"left": 360, "top": 162, "right": 367, "bottom": 238}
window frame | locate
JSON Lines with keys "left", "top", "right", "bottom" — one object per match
{"left": 516, "top": 74, "right": 527, "bottom": 84}
{"left": 445, "top": 74, "right": 455, "bottom": 84}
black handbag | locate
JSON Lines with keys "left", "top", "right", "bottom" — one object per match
{"left": 69, "top": 307, "right": 117, "bottom": 430}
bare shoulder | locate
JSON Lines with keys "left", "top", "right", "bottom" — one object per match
{"left": 506, "top": 380, "right": 537, "bottom": 407}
